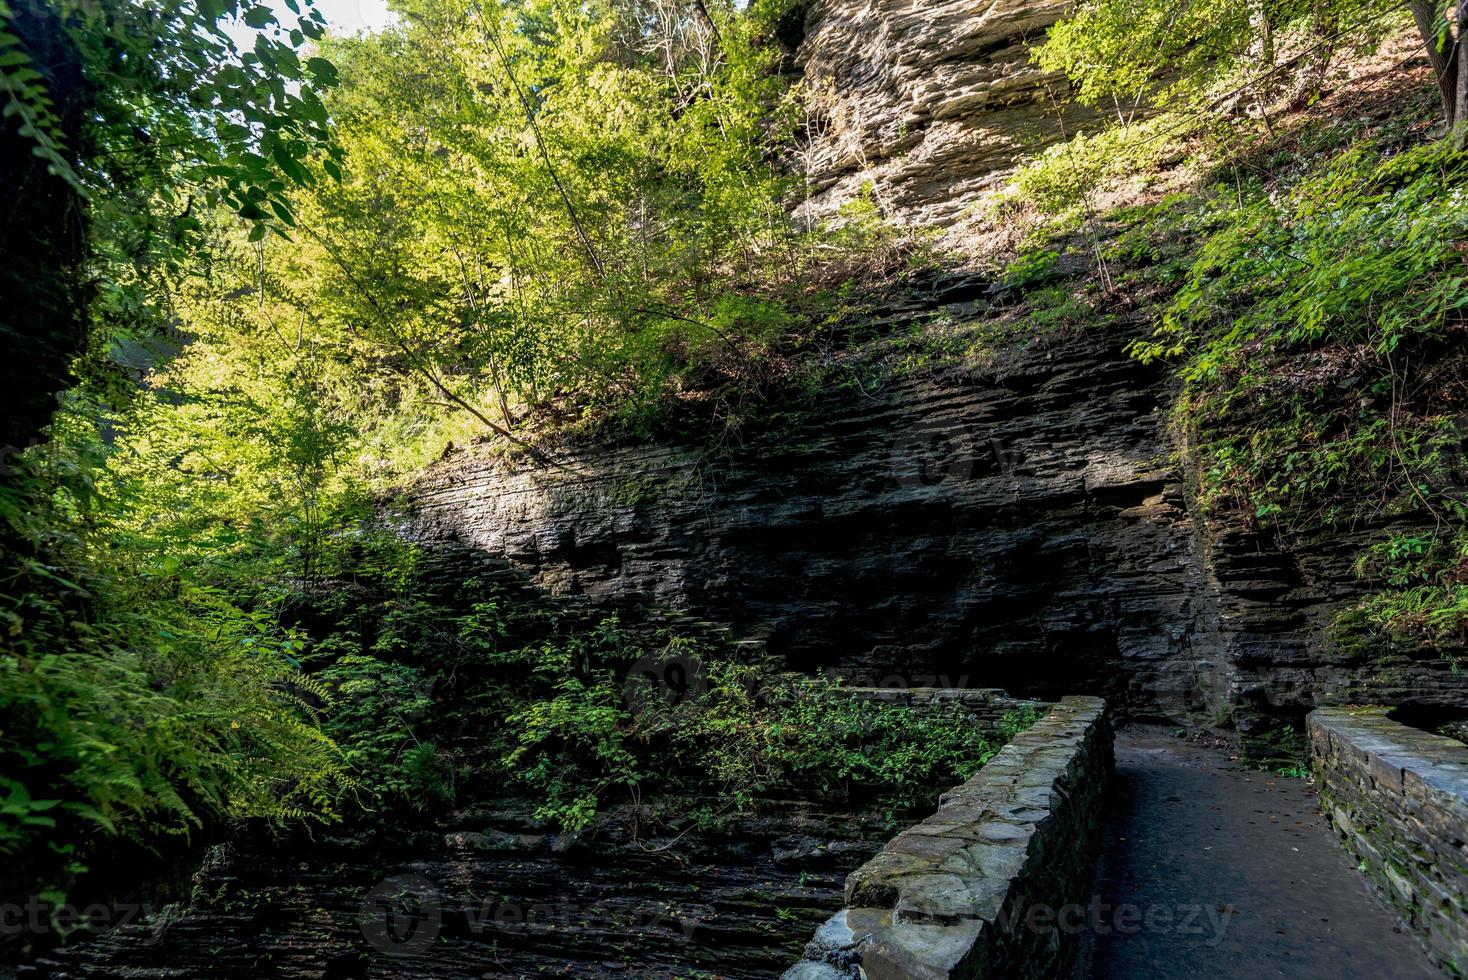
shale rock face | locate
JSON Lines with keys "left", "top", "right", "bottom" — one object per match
{"left": 1197, "top": 511, "right": 1468, "bottom": 756}
{"left": 795, "top": 0, "right": 1091, "bottom": 225}
{"left": 413, "top": 281, "right": 1226, "bottom": 724}
{"left": 411, "top": 274, "right": 1468, "bottom": 755}
{"left": 31, "top": 805, "right": 891, "bottom": 979}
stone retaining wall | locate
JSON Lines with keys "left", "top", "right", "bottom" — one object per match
{"left": 1309, "top": 707, "right": 1468, "bottom": 976}
{"left": 785, "top": 695, "right": 1113, "bottom": 979}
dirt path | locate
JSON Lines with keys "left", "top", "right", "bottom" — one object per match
{"left": 1073, "top": 726, "right": 1443, "bottom": 979}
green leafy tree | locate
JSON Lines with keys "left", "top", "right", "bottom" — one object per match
{"left": 0, "top": 0, "right": 343, "bottom": 453}
{"left": 1036, "top": 0, "right": 1404, "bottom": 128}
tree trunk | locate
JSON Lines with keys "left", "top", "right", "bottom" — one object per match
{"left": 1410, "top": 0, "right": 1459, "bottom": 131}
{"left": 1250, "top": 3, "right": 1275, "bottom": 71}
{"left": 1285, "top": 1, "right": 1336, "bottom": 110}
{"left": 1457, "top": 0, "right": 1468, "bottom": 147}
{"left": 0, "top": 2, "right": 91, "bottom": 459}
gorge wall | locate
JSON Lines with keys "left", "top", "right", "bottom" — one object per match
{"left": 793, "top": 0, "right": 1092, "bottom": 226}
{"left": 413, "top": 277, "right": 1217, "bottom": 720}
{"left": 412, "top": 284, "right": 1466, "bottom": 758}
{"left": 409, "top": 4, "right": 1468, "bottom": 757}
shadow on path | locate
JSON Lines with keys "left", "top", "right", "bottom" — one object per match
{"left": 1074, "top": 726, "right": 1443, "bottom": 979}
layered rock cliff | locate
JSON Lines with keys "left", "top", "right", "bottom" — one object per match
{"left": 795, "top": 0, "right": 1092, "bottom": 225}
{"left": 32, "top": 804, "right": 893, "bottom": 979}
{"left": 413, "top": 277, "right": 1228, "bottom": 723}
{"left": 411, "top": 273, "right": 1467, "bottom": 758}
{"left": 406, "top": 6, "right": 1468, "bottom": 758}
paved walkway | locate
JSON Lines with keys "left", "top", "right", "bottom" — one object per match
{"left": 1073, "top": 726, "right": 1444, "bottom": 979}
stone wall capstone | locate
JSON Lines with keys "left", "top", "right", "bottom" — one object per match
{"left": 785, "top": 695, "right": 1113, "bottom": 979}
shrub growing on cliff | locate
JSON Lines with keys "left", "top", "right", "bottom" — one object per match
{"left": 0, "top": 451, "right": 351, "bottom": 887}
{"left": 1138, "top": 141, "right": 1468, "bottom": 369}
{"left": 1037, "top": 0, "right": 1401, "bottom": 125}
{"left": 1132, "top": 139, "right": 1468, "bottom": 517}
{"left": 1121, "top": 125, "right": 1468, "bottom": 646}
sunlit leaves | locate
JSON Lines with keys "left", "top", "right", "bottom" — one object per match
{"left": 1035, "top": 0, "right": 1398, "bottom": 112}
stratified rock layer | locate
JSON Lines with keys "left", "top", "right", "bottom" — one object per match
{"left": 412, "top": 282, "right": 1219, "bottom": 722}
{"left": 26, "top": 805, "right": 892, "bottom": 979}
{"left": 795, "top": 0, "right": 1092, "bottom": 225}
{"left": 411, "top": 275, "right": 1468, "bottom": 755}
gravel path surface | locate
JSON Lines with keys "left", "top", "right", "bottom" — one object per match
{"left": 1074, "top": 726, "right": 1444, "bottom": 979}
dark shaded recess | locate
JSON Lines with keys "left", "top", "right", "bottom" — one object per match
{"left": 0, "top": 2, "right": 91, "bottom": 456}
{"left": 774, "top": 1, "right": 810, "bottom": 57}
{"left": 0, "top": 8, "right": 97, "bottom": 955}
{"left": 1389, "top": 703, "right": 1468, "bottom": 735}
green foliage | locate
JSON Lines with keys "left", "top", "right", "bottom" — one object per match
{"left": 1021, "top": 0, "right": 1412, "bottom": 226}
{"left": 495, "top": 616, "right": 650, "bottom": 828}
{"left": 234, "top": 0, "right": 837, "bottom": 455}
{"left": 1358, "top": 583, "right": 1468, "bottom": 647}
{"left": 0, "top": 0, "right": 82, "bottom": 191}
{"left": 1038, "top": 0, "right": 1236, "bottom": 107}
{"left": 506, "top": 640, "right": 1043, "bottom": 830}
{"left": 0, "top": 0, "right": 347, "bottom": 455}
{"left": 1008, "top": 116, "right": 1191, "bottom": 219}
{"left": 1003, "top": 249, "right": 1063, "bottom": 289}
{"left": 318, "top": 656, "right": 453, "bottom": 808}
{"left": 1129, "top": 140, "right": 1468, "bottom": 537}
{"left": 0, "top": 456, "right": 351, "bottom": 872}
{"left": 1036, "top": 0, "right": 1395, "bottom": 114}
{"left": 1137, "top": 142, "right": 1468, "bottom": 371}
{"left": 507, "top": 674, "right": 648, "bottom": 829}
{"left": 673, "top": 673, "right": 1040, "bottom": 824}
{"left": 0, "top": 0, "right": 940, "bottom": 918}
{"left": 4, "top": 0, "right": 342, "bottom": 224}
{"left": 1105, "top": 122, "right": 1468, "bottom": 646}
